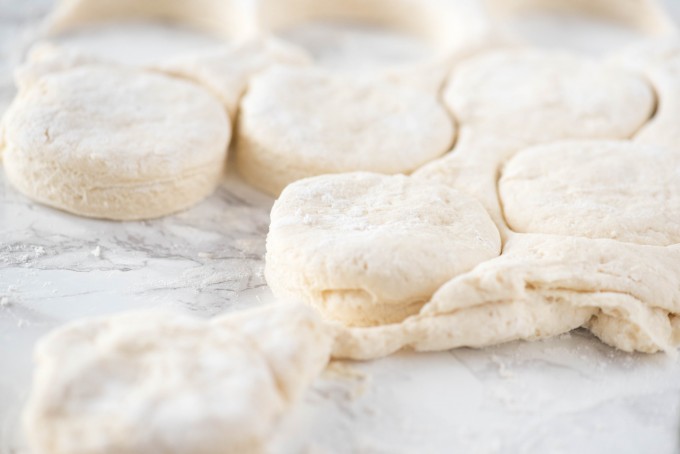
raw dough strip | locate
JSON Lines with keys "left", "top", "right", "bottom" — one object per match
{"left": 41, "top": 0, "right": 258, "bottom": 40}
{"left": 611, "top": 39, "right": 680, "bottom": 153}
{"left": 251, "top": 0, "right": 507, "bottom": 90}
{"left": 332, "top": 234, "right": 680, "bottom": 360}
{"left": 23, "top": 303, "right": 332, "bottom": 454}
{"left": 265, "top": 172, "right": 502, "bottom": 327}
{"left": 487, "top": 0, "right": 677, "bottom": 37}
{"left": 414, "top": 49, "right": 655, "bottom": 238}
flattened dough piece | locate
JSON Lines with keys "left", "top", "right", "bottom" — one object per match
{"left": 1, "top": 62, "right": 230, "bottom": 220}
{"left": 445, "top": 50, "right": 654, "bottom": 148}
{"left": 266, "top": 172, "right": 501, "bottom": 326}
{"left": 333, "top": 234, "right": 680, "bottom": 360}
{"left": 236, "top": 67, "right": 455, "bottom": 196}
{"left": 23, "top": 304, "right": 332, "bottom": 454}
{"left": 156, "top": 37, "right": 311, "bottom": 119}
{"left": 500, "top": 140, "right": 680, "bottom": 246}
{"left": 414, "top": 50, "right": 655, "bottom": 234}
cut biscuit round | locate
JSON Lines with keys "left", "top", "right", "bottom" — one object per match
{"left": 265, "top": 172, "right": 501, "bottom": 326}
{"left": 445, "top": 50, "right": 655, "bottom": 147}
{"left": 1, "top": 63, "right": 230, "bottom": 220}
{"left": 43, "top": 0, "right": 256, "bottom": 40}
{"left": 499, "top": 140, "right": 680, "bottom": 246}
{"left": 237, "top": 67, "right": 455, "bottom": 196}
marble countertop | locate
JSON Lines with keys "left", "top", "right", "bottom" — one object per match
{"left": 2, "top": 1, "right": 680, "bottom": 453}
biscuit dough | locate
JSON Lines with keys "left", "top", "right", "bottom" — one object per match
{"left": 331, "top": 139, "right": 680, "bottom": 359}
{"left": 234, "top": 0, "right": 507, "bottom": 195}
{"left": 333, "top": 234, "right": 680, "bottom": 360}
{"left": 23, "top": 303, "right": 332, "bottom": 454}
{"left": 42, "top": 0, "right": 257, "bottom": 40}
{"left": 611, "top": 39, "right": 680, "bottom": 153}
{"left": 414, "top": 50, "right": 655, "bottom": 234}
{"left": 1, "top": 56, "right": 230, "bottom": 220}
{"left": 237, "top": 67, "right": 455, "bottom": 196}
{"left": 265, "top": 172, "right": 501, "bottom": 326}
{"left": 500, "top": 141, "right": 680, "bottom": 246}
{"left": 486, "top": 0, "right": 677, "bottom": 36}
{"left": 155, "top": 37, "right": 311, "bottom": 119}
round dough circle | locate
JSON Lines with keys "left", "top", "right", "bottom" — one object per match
{"left": 265, "top": 172, "right": 501, "bottom": 326}
{"left": 499, "top": 140, "right": 680, "bottom": 246}
{"left": 22, "top": 312, "right": 285, "bottom": 454}
{"left": 2, "top": 65, "right": 230, "bottom": 220}
{"left": 445, "top": 50, "right": 655, "bottom": 145}
{"left": 237, "top": 67, "right": 455, "bottom": 196}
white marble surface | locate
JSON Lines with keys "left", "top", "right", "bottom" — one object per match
{"left": 2, "top": 2, "right": 680, "bottom": 453}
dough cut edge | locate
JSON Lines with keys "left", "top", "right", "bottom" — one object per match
{"left": 3, "top": 145, "right": 226, "bottom": 220}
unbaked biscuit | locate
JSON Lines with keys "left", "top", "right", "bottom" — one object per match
{"left": 1, "top": 58, "right": 230, "bottom": 220}
{"left": 499, "top": 140, "right": 680, "bottom": 246}
{"left": 265, "top": 172, "right": 501, "bottom": 326}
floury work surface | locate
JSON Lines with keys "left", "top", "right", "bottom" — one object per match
{"left": 2, "top": 1, "right": 680, "bottom": 452}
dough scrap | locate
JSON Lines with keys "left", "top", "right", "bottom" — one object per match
{"left": 155, "top": 36, "right": 312, "bottom": 119}
{"left": 42, "top": 0, "right": 257, "bottom": 40}
{"left": 265, "top": 172, "right": 501, "bottom": 326}
{"left": 414, "top": 49, "right": 655, "bottom": 233}
{"left": 23, "top": 303, "right": 332, "bottom": 454}
{"left": 611, "top": 39, "right": 680, "bottom": 153}
{"left": 254, "top": 0, "right": 499, "bottom": 54}
{"left": 485, "top": 0, "right": 677, "bottom": 36}
{"left": 1, "top": 56, "right": 230, "bottom": 220}
{"left": 237, "top": 67, "right": 455, "bottom": 196}
{"left": 499, "top": 140, "right": 680, "bottom": 246}
{"left": 332, "top": 234, "right": 680, "bottom": 360}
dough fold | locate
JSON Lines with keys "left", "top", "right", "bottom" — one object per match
{"left": 333, "top": 235, "right": 680, "bottom": 360}
{"left": 23, "top": 303, "right": 332, "bottom": 454}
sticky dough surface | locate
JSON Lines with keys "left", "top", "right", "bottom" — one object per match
{"left": 1, "top": 63, "right": 230, "bottom": 220}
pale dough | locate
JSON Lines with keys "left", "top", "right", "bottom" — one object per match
{"left": 42, "top": 0, "right": 257, "bottom": 40}
{"left": 155, "top": 37, "right": 312, "bottom": 120}
{"left": 332, "top": 140, "right": 680, "bottom": 359}
{"left": 414, "top": 49, "right": 655, "bottom": 234}
{"left": 23, "top": 303, "right": 332, "bottom": 454}
{"left": 254, "top": 0, "right": 498, "bottom": 54}
{"left": 237, "top": 67, "right": 455, "bottom": 196}
{"left": 333, "top": 234, "right": 680, "bottom": 360}
{"left": 485, "top": 0, "right": 677, "bottom": 36}
{"left": 1, "top": 54, "right": 230, "bottom": 220}
{"left": 265, "top": 172, "right": 501, "bottom": 326}
{"left": 611, "top": 39, "right": 680, "bottom": 153}
{"left": 500, "top": 140, "right": 680, "bottom": 246}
